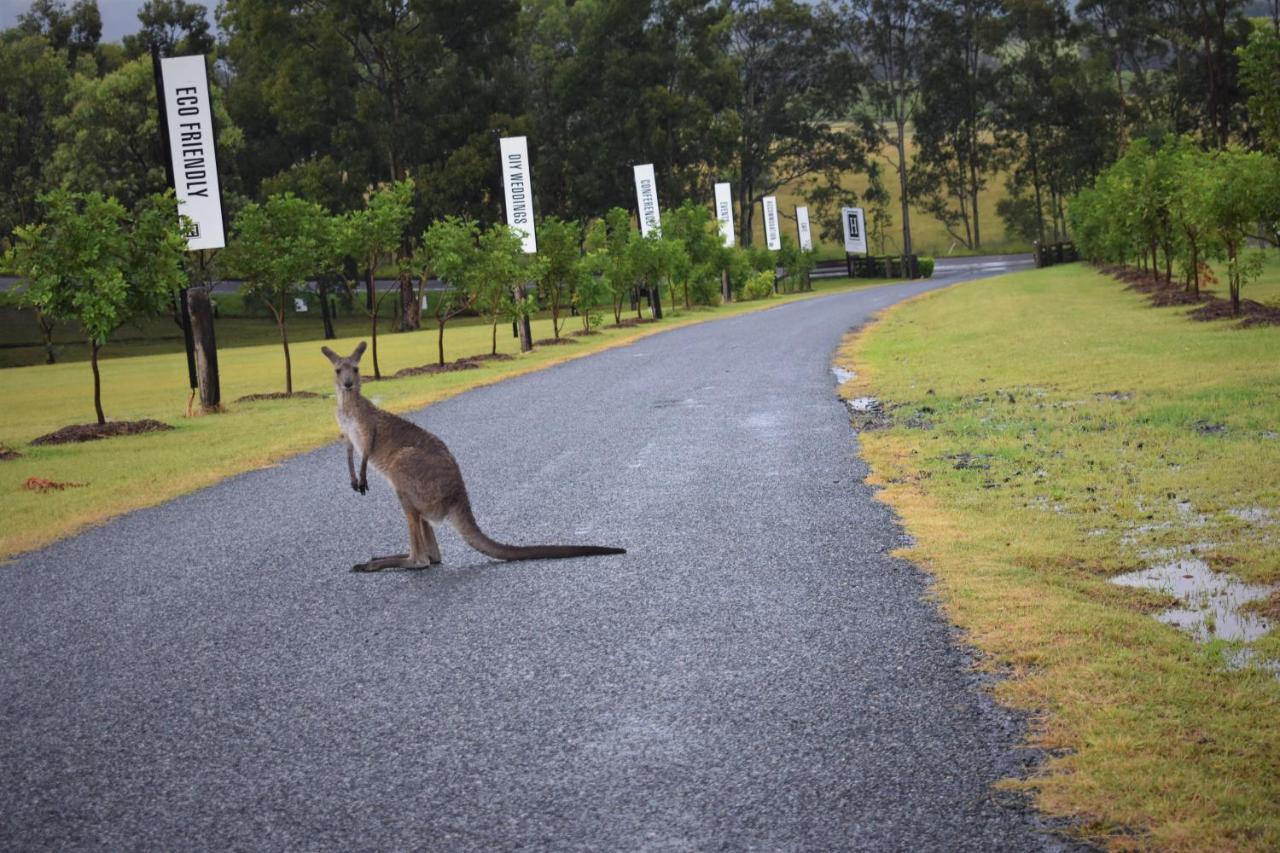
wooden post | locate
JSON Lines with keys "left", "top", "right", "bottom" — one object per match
{"left": 515, "top": 285, "right": 533, "bottom": 352}
{"left": 187, "top": 287, "right": 221, "bottom": 412}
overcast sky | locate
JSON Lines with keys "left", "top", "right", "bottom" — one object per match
{"left": 0, "top": 0, "right": 215, "bottom": 42}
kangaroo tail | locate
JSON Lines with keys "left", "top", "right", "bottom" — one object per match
{"left": 450, "top": 504, "right": 626, "bottom": 562}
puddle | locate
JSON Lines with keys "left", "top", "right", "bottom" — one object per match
{"left": 1111, "top": 559, "right": 1276, "bottom": 643}
{"left": 847, "top": 396, "right": 880, "bottom": 412}
{"left": 1228, "top": 506, "right": 1274, "bottom": 525}
{"left": 832, "top": 366, "right": 856, "bottom": 385}
{"left": 1226, "top": 648, "right": 1280, "bottom": 675}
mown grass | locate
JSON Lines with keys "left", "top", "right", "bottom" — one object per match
{"left": 0, "top": 275, "right": 894, "bottom": 560}
{"left": 837, "top": 256, "right": 1280, "bottom": 849}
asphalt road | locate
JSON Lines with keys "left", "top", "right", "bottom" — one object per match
{"left": 0, "top": 259, "right": 1066, "bottom": 851}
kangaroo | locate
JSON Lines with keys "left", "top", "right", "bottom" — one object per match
{"left": 323, "top": 342, "right": 626, "bottom": 571}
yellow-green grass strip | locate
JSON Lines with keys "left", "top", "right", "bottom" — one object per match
{"left": 0, "top": 276, "right": 893, "bottom": 560}
{"left": 837, "top": 259, "right": 1280, "bottom": 850}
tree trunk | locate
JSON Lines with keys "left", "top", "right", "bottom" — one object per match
{"left": 1228, "top": 243, "right": 1240, "bottom": 314}
{"left": 370, "top": 310, "right": 381, "bottom": 379}
{"left": 895, "top": 122, "right": 914, "bottom": 258}
{"left": 318, "top": 280, "right": 336, "bottom": 339}
{"left": 90, "top": 340, "right": 105, "bottom": 425}
{"left": 398, "top": 269, "right": 419, "bottom": 331}
{"left": 515, "top": 286, "right": 532, "bottom": 352}
{"left": 36, "top": 310, "right": 55, "bottom": 364}
{"left": 279, "top": 316, "right": 293, "bottom": 395}
{"left": 491, "top": 317, "right": 498, "bottom": 356}
{"left": 1190, "top": 238, "right": 1200, "bottom": 296}
{"left": 437, "top": 320, "right": 447, "bottom": 365}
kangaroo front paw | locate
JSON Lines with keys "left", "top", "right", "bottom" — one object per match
{"left": 351, "top": 561, "right": 378, "bottom": 572}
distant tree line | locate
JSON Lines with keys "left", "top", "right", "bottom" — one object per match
{"left": 3, "top": 0, "right": 1279, "bottom": 264}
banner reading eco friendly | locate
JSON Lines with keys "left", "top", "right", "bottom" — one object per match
{"left": 796, "top": 206, "right": 812, "bottom": 251}
{"left": 159, "top": 55, "right": 225, "bottom": 250}
{"left": 714, "top": 182, "right": 735, "bottom": 247}
{"left": 842, "top": 207, "right": 868, "bottom": 255}
{"left": 762, "top": 196, "right": 781, "bottom": 251}
{"left": 499, "top": 136, "right": 537, "bottom": 253}
{"left": 633, "top": 164, "right": 661, "bottom": 236}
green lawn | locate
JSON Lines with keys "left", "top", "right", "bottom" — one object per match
{"left": 838, "top": 254, "right": 1280, "bottom": 849}
{"left": 0, "top": 275, "right": 895, "bottom": 560}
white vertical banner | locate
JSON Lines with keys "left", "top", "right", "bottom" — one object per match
{"left": 499, "top": 136, "right": 537, "bottom": 253}
{"left": 796, "top": 206, "right": 812, "bottom": 251}
{"left": 762, "top": 196, "right": 781, "bottom": 251}
{"left": 842, "top": 207, "right": 868, "bottom": 255}
{"left": 159, "top": 55, "right": 225, "bottom": 250}
{"left": 714, "top": 182, "right": 735, "bottom": 247}
{"left": 633, "top": 163, "right": 661, "bottom": 236}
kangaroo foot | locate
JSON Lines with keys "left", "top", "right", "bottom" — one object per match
{"left": 351, "top": 553, "right": 431, "bottom": 572}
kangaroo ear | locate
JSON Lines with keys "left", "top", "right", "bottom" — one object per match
{"left": 351, "top": 341, "right": 368, "bottom": 362}
{"left": 321, "top": 346, "right": 339, "bottom": 364}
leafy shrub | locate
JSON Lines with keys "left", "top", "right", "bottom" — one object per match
{"left": 918, "top": 256, "right": 934, "bottom": 278}
{"left": 742, "top": 270, "right": 776, "bottom": 300}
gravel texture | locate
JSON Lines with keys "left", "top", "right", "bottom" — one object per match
{"left": 0, "top": 263, "right": 1072, "bottom": 851}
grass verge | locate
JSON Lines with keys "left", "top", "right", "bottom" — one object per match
{"left": 837, "top": 260, "right": 1280, "bottom": 849}
{"left": 0, "top": 276, "right": 895, "bottom": 560}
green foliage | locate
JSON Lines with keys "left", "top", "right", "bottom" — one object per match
{"left": 742, "top": 269, "right": 776, "bottom": 301}
{"left": 5, "top": 188, "right": 186, "bottom": 422}
{"left": 221, "top": 192, "right": 332, "bottom": 391}
{"left": 47, "top": 56, "right": 243, "bottom": 214}
{"left": 1237, "top": 26, "right": 1280, "bottom": 155}
{"left": 477, "top": 223, "right": 547, "bottom": 353}
{"left": 534, "top": 215, "right": 581, "bottom": 338}
{"left": 917, "top": 255, "right": 934, "bottom": 278}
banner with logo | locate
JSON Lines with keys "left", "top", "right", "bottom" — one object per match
{"left": 714, "top": 182, "right": 735, "bottom": 247}
{"left": 762, "top": 196, "right": 781, "bottom": 251}
{"left": 796, "top": 206, "right": 812, "bottom": 251}
{"left": 842, "top": 207, "right": 867, "bottom": 255}
{"left": 499, "top": 136, "right": 537, "bottom": 253}
{"left": 633, "top": 164, "right": 661, "bottom": 236}
{"left": 159, "top": 55, "right": 225, "bottom": 250}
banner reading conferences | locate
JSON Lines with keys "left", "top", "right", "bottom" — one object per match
{"left": 842, "top": 207, "right": 868, "bottom": 255}
{"left": 500, "top": 136, "right": 537, "bottom": 253}
{"left": 159, "top": 55, "right": 225, "bottom": 250}
{"left": 714, "top": 182, "right": 735, "bottom": 247}
{"left": 762, "top": 196, "right": 781, "bottom": 251}
{"left": 633, "top": 164, "right": 661, "bottom": 236}
{"left": 796, "top": 206, "right": 812, "bottom": 251}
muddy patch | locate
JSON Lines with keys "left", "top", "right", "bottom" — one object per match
{"left": 948, "top": 452, "right": 993, "bottom": 471}
{"left": 1111, "top": 559, "right": 1276, "bottom": 643}
{"left": 832, "top": 366, "right": 856, "bottom": 385}
{"left": 235, "top": 391, "right": 324, "bottom": 403}
{"left": 845, "top": 396, "right": 892, "bottom": 431}
{"left": 1191, "top": 419, "right": 1227, "bottom": 436}
{"left": 460, "top": 352, "right": 516, "bottom": 363}
{"left": 31, "top": 419, "right": 174, "bottom": 446}
{"left": 533, "top": 337, "right": 579, "bottom": 346}
{"left": 0, "top": 445, "right": 21, "bottom": 461}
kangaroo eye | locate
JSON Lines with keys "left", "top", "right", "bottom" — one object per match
{"left": 335, "top": 369, "right": 340, "bottom": 374}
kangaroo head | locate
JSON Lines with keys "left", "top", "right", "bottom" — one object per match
{"left": 321, "top": 342, "right": 367, "bottom": 394}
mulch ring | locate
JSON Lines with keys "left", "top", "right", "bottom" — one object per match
{"left": 460, "top": 353, "right": 515, "bottom": 363}
{"left": 0, "top": 445, "right": 21, "bottom": 461}
{"left": 235, "top": 391, "right": 324, "bottom": 403}
{"left": 611, "top": 318, "right": 658, "bottom": 328}
{"left": 1189, "top": 298, "right": 1280, "bottom": 327}
{"left": 31, "top": 419, "right": 174, "bottom": 446}
{"left": 1102, "top": 265, "right": 1280, "bottom": 327}
{"left": 533, "top": 337, "right": 579, "bottom": 346}
{"left": 395, "top": 360, "right": 481, "bottom": 378}
{"left": 571, "top": 329, "right": 602, "bottom": 337}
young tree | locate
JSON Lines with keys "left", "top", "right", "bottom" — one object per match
{"left": 600, "top": 206, "right": 636, "bottom": 324}
{"left": 338, "top": 179, "right": 413, "bottom": 379}
{"left": 663, "top": 200, "right": 723, "bottom": 307}
{"left": 7, "top": 190, "right": 186, "bottom": 424}
{"left": 575, "top": 219, "right": 614, "bottom": 334}
{"left": 534, "top": 216, "right": 581, "bottom": 340}
{"left": 420, "top": 216, "right": 481, "bottom": 366}
{"left": 476, "top": 224, "right": 546, "bottom": 355}
{"left": 221, "top": 193, "right": 330, "bottom": 394}
{"left": 1202, "top": 148, "right": 1280, "bottom": 314}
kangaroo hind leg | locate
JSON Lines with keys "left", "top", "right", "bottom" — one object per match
{"left": 420, "top": 518, "right": 442, "bottom": 564}
{"left": 351, "top": 500, "right": 434, "bottom": 572}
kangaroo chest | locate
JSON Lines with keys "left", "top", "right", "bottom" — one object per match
{"left": 336, "top": 407, "right": 365, "bottom": 448}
